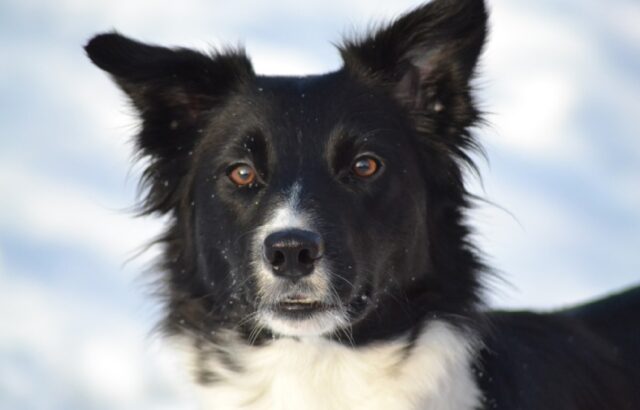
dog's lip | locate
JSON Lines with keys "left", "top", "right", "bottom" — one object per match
{"left": 272, "top": 295, "right": 335, "bottom": 312}
{"left": 277, "top": 300, "right": 329, "bottom": 311}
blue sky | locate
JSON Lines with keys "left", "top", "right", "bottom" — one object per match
{"left": 1, "top": 0, "right": 639, "bottom": 408}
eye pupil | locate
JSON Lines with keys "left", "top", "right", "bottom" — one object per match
{"left": 355, "top": 160, "right": 370, "bottom": 171}
{"left": 237, "top": 167, "right": 251, "bottom": 179}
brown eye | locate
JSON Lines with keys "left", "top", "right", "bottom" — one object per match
{"left": 228, "top": 164, "right": 256, "bottom": 186}
{"left": 352, "top": 156, "right": 380, "bottom": 178}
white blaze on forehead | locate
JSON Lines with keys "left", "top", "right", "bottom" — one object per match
{"left": 261, "top": 181, "right": 310, "bottom": 234}
{"left": 288, "top": 181, "right": 301, "bottom": 209}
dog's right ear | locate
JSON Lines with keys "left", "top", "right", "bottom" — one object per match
{"left": 85, "top": 33, "right": 253, "bottom": 214}
{"left": 85, "top": 33, "right": 253, "bottom": 157}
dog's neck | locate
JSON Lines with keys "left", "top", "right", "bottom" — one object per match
{"left": 178, "top": 320, "right": 481, "bottom": 410}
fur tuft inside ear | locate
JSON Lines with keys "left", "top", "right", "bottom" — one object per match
{"left": 339, "top": 0, "right": 487, "bottom": 111}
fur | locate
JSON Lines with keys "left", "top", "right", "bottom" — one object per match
{"left": 177, "top": 321, "right": 480, "bottom": 410}
{"left": 85, "top": 0, "right": 640, "bottom": 409}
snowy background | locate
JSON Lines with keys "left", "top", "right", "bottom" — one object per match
{"left": 1, "top": 0, "right": 638, "bottom": 408}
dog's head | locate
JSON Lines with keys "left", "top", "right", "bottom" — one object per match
{"left": 86, "top": 0, "right": 487, "bottom": 344}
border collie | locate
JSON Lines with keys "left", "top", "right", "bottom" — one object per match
{"left": 85, "top": 0, "right": 640, "bottom": 408}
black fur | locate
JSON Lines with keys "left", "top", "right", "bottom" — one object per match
{"left": 85, "top": 0, "right": 640, "bottom": 408}
{"left": 478, "top": 288, "right": 640, "bottom": 409}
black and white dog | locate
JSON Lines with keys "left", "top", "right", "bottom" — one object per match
{"left": 85, "top": 0, "right": 640, "bottom": 408}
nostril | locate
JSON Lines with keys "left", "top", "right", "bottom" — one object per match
{"left": 298, "top": 249, "right": 314, "bottom": 267}
{"left": 271, "top": 250, "right": 286, "bottom": 270}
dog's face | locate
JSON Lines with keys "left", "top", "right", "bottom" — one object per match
{"left": 86, "top": 0, "right": 487, "bottom": 344}
{"left": 190, "top": 73, "right": 432, "bottom": 337}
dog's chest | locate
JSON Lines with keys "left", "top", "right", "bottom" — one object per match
{"left": 190, "top": 322, "right": 481, "bottom": 410}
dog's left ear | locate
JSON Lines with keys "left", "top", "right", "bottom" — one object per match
{"left": 340, "top": 0, "right": 487, "bottom": 112}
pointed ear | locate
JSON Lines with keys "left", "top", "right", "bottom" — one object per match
{"left": 84, "top": 32, "right": 253, "bottom": 156}
{"left": 85, "top": 33, "right": 254, "bottom": 215}
{"left": 340, "top": 0, "right": 487, "bottom": 112}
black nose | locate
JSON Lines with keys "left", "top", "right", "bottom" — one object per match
{"left": 263, "top": 229, "right": 324, "bottom": 279}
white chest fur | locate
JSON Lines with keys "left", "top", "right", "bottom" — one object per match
{"left": 181, "top": 321, "right": 481, "bottom": 410}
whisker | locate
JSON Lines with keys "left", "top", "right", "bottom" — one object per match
{"left": 331, "top": 271, "right": 356, "bottom": 290}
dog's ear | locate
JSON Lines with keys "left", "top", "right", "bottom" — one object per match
{"left": 85, "top": 33, "right": 253, "bottom": 156}
{"left": 340, "top": 0, "right": 487, "bottom": 112}
{"left": 85, "top": 33, "right": 254, "bottom": 214}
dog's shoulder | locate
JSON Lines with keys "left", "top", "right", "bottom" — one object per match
{"left": 476, "top": 301, "right": 640, "bottom": 410}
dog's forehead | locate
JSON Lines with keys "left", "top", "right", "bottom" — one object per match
{"left": 246, "top": 73, "right": 401, "bottom": 143}
{"left": 252, "top": 72, "right": 384, "bottom": 122}
{"left": 204, "top": 71, "right": 408, "bottom": 167}
{"left": 255, "top": 73, "right": 339, "bottom": 99}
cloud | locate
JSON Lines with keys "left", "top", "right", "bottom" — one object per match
{"left": 0, "top": 273, "right": 196, "bottom": 410}
{"left": 0, "top": 159, "right": 162, "bottom": 271}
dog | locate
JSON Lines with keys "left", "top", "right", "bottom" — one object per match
{"left": 85, "top": 0, "right": 640, "bottom": 408}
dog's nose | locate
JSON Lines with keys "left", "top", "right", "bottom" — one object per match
{"left": 263, "top": 229, "right": 324, "bottom": 279}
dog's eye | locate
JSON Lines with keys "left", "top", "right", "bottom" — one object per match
{"left": 352, "top": 156, "right": 380, "bottom": 178}
{"left": 228, "top": 164, "right": 257, "bottom": 186}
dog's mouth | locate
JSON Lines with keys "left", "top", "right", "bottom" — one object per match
{"left": 273, "top": 296, "right": 336, "bottom": 316}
